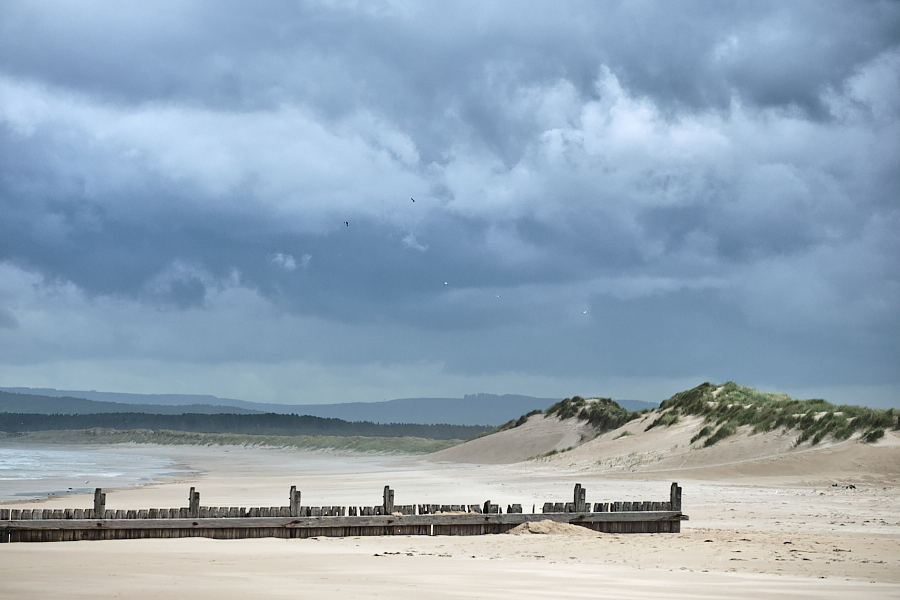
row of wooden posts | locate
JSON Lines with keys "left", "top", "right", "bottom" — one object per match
{"left": 0, "top": 483, "right": 684, "bottom": 542}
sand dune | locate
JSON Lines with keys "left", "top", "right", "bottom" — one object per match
{"left": 430, "top": 410, "right": 900, "bottom": 485}
{"left": 428, "top": 413, "right": 595, "bottom": 464}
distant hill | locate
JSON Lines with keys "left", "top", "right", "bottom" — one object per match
{"left": 1, "top": 387, "right": 658, "bottom": 426}
{"left": 282, "top": 394, "right": 556, "bottom": 426}
{"left": 301, "top": 394, "right": 657, "bottom": 426}
{"left": 0, "top": 388, "right": 254, "bottom": 409}
{"left": 0, "top": 391, "right": 263, "bottom": 415}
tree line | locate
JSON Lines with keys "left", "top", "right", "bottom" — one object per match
{"left": 0, "top": 412, "right": 490, "bottom": 440}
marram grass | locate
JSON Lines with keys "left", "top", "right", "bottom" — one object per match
{"left": 658, "top": 381, "right": 898, "bottom": 447}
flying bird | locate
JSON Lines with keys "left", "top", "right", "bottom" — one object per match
{"left": 582, "top": 311, "right": 587, "bottom": 315}
{"left": 411, "top": 197, "right": 415, "bottom": 202}
{"left": 344, "top": 221, "right": 349, "bottom": 226}
{"left": 443, "top": 282, "right": 448, "bottom": 285}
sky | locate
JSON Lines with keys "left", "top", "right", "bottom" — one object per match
{"left": 0, "top": 1, "right": 898, "bottom": 408}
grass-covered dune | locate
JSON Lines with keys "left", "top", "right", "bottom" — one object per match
{"left": 656, "top": 382, "right": 899, "bottom": 447}
{"left": 3, "top": 428, "right": 461, "bottom": 454}
{"left": 484, "top": 395, "right": 644, "bottom": 439}
{"left": 480, "top": 382, "right": 898, "bottom": 455}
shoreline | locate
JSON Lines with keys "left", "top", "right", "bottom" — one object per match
{"left": 0, "top": 439, "right": 430, "bottom": 504}
{"left": 0, "top": 442, "right": 198, "bottom": 503}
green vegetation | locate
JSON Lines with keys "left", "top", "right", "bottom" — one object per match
{"left": 703, "top": 423, "right": 737, "bottom": 447}
{"left": 479, "top": 396, "right": 644, "bottom": 445}
{"left": 613, "top": 430, "right": 633, "bottom": 439}
{"left": 689, "top": 426, "right": 712, "bottom": 444}
{"left": 527, "top": 445, "right": 575, "bottom": 461}
{"left": 658, "top": 381, "right": 897, "bottom": 447}
{"left": 645, "top": 411, "right": 679, "bottom": 431}
{"left": 486, "top": 396, "right": 639, "bottom": 451}
{"left": 484, "top": 409, "right": 544, "bottom": 437}
{"left": 545, "top": 396, "right": 590, "bottom": 420}
{"left": 4, "top": 428, "right": 460, "bottom": 454}
{"left": 545, "top": 396, "right": 634, "bottom": 430}
{"left": 0, "top": 412, "right": 488, "bottom": 441}
{"left": 862, "top": 429, "right": 885, "bottom": 444}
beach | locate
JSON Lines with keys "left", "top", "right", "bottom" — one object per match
{"left": 1, "top": 438, "right": 899, "bottom": 599}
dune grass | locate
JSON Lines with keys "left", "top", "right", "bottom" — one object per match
{"left": 644, "top": 411, "right": 679, "bottom": 431}
{"left": 2, "top": 428, "right": 462, "bottom": 454}
{"left": 545, "top": 396, "right": 635, "bottom": 430}
{"left": 658, "top": 381, "right": 898, "bottom": 447}
{"left": 482, "top": 396, "right": 646, "bottom": 444}
{"left": 482, "top": 409, "right": 544, "bottom": 437}
{"left": 526, "top": 445, "right": 575, "bottom": 461}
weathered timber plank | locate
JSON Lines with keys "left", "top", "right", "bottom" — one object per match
{"left": 0, "top": 510, "right": 682, "bottom": 532}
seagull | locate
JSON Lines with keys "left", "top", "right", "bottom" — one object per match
{"left": 344, "top": 221, "right": 349, "bottom": 226}
{"left": 496, "top": 294, "right": 501, "bottom": 298}
{"left": 411, "top": 197, "right": 415, "bottom": 202}
{"left": 582, "top": 311, "right": 587, "bottom": 315}
{"left": 443, "top": 282, "right": 448, "bottom": 285}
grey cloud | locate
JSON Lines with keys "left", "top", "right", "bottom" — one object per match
{"left": 270, "top": 253, "right": 297, "bottom": 271}
{"left": 3, "top": 3, "right": 895, "bottom": 123}
{"left": 0, "top": 1, "right": 897, "bottom": 405}
{"left": 0, "top": 308, "right": 17, "bottom": 330}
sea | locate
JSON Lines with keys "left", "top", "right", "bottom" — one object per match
{"left": 0, "top": 447, "right": 184, "bottom": 502}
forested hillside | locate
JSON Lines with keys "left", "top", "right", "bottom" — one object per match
{"left": 0, "top": 412, "right": 488, "bottom": 440}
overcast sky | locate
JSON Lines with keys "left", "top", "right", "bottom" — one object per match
{"left": 0, "top": 1, "right": 898, "bottom": 408}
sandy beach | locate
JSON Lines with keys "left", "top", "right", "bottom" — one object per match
{"left": 1, "top": 432, "right": 899, "bottom": 599}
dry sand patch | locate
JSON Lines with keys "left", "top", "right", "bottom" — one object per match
{"left": 428, "top": 414, "right": 595, "bottom": 464}
{"left": 0, "top": 533, "right": 897, "bottom": 600}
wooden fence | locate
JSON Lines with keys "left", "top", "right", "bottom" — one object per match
{"left": 0, "top": 483, "right": 683, "bottom": 542}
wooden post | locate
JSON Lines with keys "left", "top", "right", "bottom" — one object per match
{"left": 383, "top": 486, "right": 394, "bottom": 514}
{"left": 290, "top": 486, "right": 300, "bottom": 517}
{"left": 189, "top": 488, "right": 200, "bottom": 518}
{"left": 670, "top": 482, "right": 681, "bottom": 511}
{"left": 574, "top": 484, "right": 587, "bottom": 512}
{"left": 94, "top": 488, "right": 106, "bottom": 519}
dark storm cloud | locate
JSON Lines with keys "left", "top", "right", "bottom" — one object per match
{"left": 0, "top": 1, "right": 898, "bottom": 405}
{"left": 4, "top": 2, "right": 895, "bottom": 135}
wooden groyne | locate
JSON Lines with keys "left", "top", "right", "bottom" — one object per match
{"left": 0, "top": 483, "right": 684, "bottom": 542}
